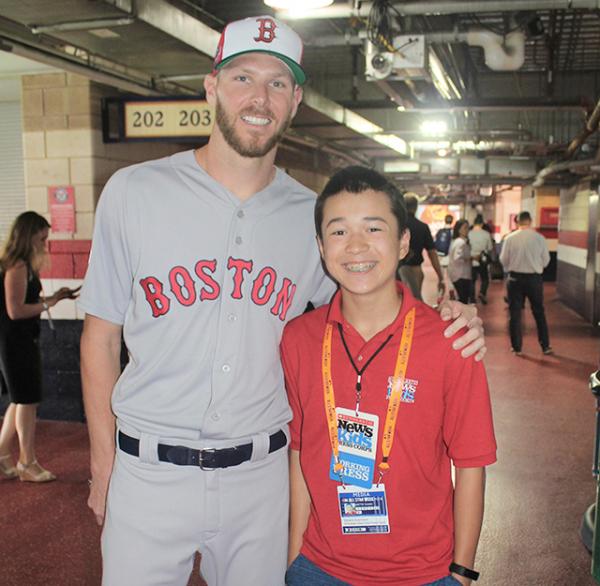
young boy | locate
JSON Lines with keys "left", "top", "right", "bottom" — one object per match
{"left": 280, "top": 166, "right": 496, "bottom": 586}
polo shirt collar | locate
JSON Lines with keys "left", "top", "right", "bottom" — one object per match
{"left": 326, "top": 281, "right": 418, "bottom": 339}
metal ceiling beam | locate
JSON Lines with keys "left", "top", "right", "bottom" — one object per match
{"left": 103, "top": 0, "right": 221, "bottom": 56}
{"left": 30, "top": 18, "right": 135, "bottom": 34}
{"left": 0, "top": 37, "right": 164, "bottom": 96}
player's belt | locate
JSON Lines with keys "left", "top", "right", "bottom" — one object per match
{"left": 118, "top": 430, "right": 287, "bottom": 469}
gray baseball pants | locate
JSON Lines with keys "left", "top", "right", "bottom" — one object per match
{"left": 101, "top": 427, "right": 289, "bottom": 586}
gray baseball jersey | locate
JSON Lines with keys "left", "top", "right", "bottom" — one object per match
{"left": 78, "top": 150, "right": 334, "bottom": 441}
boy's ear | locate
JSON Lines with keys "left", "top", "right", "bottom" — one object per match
{"left": 399, "top": 228, "right": 410, "bottom": 261}
{"left": 316, "top": 234, "right": 325, "bottom": 258}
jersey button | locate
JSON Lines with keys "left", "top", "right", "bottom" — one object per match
{"left": 228, "top": 314, "right": 237, "bottom": 322}
{"left": 357, "top": 355, "right": 363, "bottom": 361}
{"left": 210, "top": 412, "right": 221, "bottom": 421}
{"left": 222, "top": 364, "right": 231, "bottom": 373}
{"left": 237, "top": 210, "right": 244, "bottom": 219}
{"left": 235, "top": 236, "right": 243, "bottom": 245}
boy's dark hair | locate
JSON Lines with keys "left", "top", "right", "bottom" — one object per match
{"left": 452, "top": 219, "right": 469, "bottom": 239}
{"left": 315, "top": 166, "right": 407, "bottom": 239}
{"left": 473, "top": 214, "right": 485, "bottom": 226}
{"left": 444, "top": 214, "right": 453, "bottom": 225}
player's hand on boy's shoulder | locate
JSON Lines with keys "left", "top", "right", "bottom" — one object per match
{"left": 438, "top": 300, "right": 486, "bottom": 362}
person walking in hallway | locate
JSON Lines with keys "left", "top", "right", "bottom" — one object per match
{"left": 468, "top": 214, "right": 493, "bottom": 304}
{"left": 499, "top": 211, "right": 552, "bottom": 355}
{"left": 448, "top": 219, "right": 474, "bottom": 305}
{"left": 0, "top": 212, "right": 75, "bottom": 482}
{"left": 397, "top": 194, "right": 445, "bottom": 302}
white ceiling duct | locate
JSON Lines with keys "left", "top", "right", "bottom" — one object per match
{"left": 465, "top": 30, "right": 525, "bottom": 71}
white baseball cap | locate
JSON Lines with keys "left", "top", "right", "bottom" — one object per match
{"left": 213, "top": 15, "right": 306, "bottom": 85}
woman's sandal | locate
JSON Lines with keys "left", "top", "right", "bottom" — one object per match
{"left": 17, "top": 460, "right": 56, "bottom": 483}
{"left": 0, "top": 454, "right": 17, "bottom": 479}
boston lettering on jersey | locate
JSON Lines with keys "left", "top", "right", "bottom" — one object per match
{"left": 139, "top": 256, "right": 297, "bottom": 321}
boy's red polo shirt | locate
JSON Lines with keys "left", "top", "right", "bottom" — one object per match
{"left": 281, "top": 284, "right": 496, "bottom": 586}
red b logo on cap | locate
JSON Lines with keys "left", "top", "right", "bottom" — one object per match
{"left": 254, "top": 17, "right": 277, "bottom": 43}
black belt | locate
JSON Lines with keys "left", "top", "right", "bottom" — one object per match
{"left": 509, "top": 271, "right": 540, "bottom": 277}
{"left": 118, "top": 430, "right": 287, "bottom": 469}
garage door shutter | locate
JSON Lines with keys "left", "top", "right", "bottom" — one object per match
{"left": 0, "top": 101, "right": 25, "bottom": 244}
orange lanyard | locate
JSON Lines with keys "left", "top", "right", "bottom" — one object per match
{"left": 322, "top": 307, "right": 416, "bottom": 479}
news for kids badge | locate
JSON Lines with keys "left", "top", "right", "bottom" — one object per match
{"left": 329, "top": 408, "right": 378, "bottom": 489}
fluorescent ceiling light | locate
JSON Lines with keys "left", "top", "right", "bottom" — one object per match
{"left": 410, "top": 140, "right": 451, "bottom": 151}
{"left": 420, "top": 120, "right": 448, "bottom": 136}
{"left": 264, "top": 0, "right": 333, "bottom": 9}
{"left": 90, "top": 29, "right": 120, "bottom": 39}
{"left": 383, "top": 160, "right": 420, "bottom": 173}
{"left": 372, "top": 134, "right": 408, "bottom": 156}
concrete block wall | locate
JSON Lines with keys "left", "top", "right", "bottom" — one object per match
{"left": 20, "top": 72, "right": 185, "bottom": 319}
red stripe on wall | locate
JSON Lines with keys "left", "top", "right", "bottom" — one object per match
{"left": 41, "top": 240, "right": 91, "bottom": 279}
{"left": 558, "top": 230, "right": 587, "bottom": 249}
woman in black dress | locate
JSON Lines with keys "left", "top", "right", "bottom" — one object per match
{"left": 0, "top": 212, "right": 73, "bottom": 482}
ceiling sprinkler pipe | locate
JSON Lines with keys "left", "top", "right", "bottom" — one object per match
{"left": 565, "top": 98, "right": 600, "bottom": 158}
{"left": 465, "top": 31, "right": 525, "bottom": 71}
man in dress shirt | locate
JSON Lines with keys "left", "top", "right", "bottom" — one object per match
{"left": 499, "top": 211, "right": 551, "bottom": 355}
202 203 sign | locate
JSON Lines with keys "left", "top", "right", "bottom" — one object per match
{"left": 124, "top": 101, "right": 214, "bottom": 138}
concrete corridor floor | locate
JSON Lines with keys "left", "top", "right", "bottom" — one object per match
{"left": 454, "top": 280, "right": 598, "bottom": 586}
{"left": 0, "top": 280, "right": 598, "bottom": 585}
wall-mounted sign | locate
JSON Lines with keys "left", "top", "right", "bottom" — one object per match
{"left": 102, "top": 96, "right": 214, "bottom": 143}
{"left": 124, "top": 100, "right": 214, "bottom": 138}
{"left": 48, "top": 186, "right": 75, "bottom": 234}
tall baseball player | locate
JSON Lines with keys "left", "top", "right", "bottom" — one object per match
{"left": 79, "top": 15, "right": 486, "bottom": 586}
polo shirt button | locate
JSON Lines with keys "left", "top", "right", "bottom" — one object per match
{"left": 222, "top": 364, "right": 231, "bottom": 373}
{"left": 237, "top": 210, "right": 244, "bottom": 219}
{"left": 228, "top": 314, "right": 237, "bottom": 322}
{"left": 358, "top": 355, "right": 363, "bottom": 361}
{"left": 211, "top": 412, "right": 221, "bottom": 421}
{"left": 235, "top": 236, "right": 242, "bottom": 244}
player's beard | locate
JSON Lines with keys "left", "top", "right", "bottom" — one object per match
{"left": 215, "top": 98, "right": 292, "bottom": 158}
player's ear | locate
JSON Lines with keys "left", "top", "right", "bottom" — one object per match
{"left": 290, "top": 85, "right": 303, "bottom": 119}
{"left": 204, "top": 73, "right": 217, "bottom": 106}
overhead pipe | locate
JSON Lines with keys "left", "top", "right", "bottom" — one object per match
{"left": 565, "top": 99, "right": 600, "bottom": 159}
{"left": 464, "top": 31, "right": 525, "bottom": 71}
{"left": 278, "top": 1, "right": 600, "bottom": 20}
{"left": 427, "top": 29, "right": 526, "bottom": 71}
{"left": 533, "top": 98, "right": 600, "bottom": 186}
{"left": 30, "top": 18, "right": 135, "bottom": 34}
{"left": 309, "top": 29, "right": 526, "bottom": 72}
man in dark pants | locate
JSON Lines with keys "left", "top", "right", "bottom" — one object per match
{"left": 397, "top": 194, "right": 445, "bottom": 302}
{"left": 499, "top": 211, "right": 552, "bottom": 356}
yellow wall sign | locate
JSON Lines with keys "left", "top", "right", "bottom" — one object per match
{"left": 124, "top": 100, "right": 214, "bottom": 138}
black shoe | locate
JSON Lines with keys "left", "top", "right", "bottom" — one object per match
{"left": 542, "top": 346, "right": 553, "bottom": 355}
{"left": 478, "top": 294, "right": 488, "bottom": 305}
{"left": 511, "top": 348, "right": 523, "bottom": 356}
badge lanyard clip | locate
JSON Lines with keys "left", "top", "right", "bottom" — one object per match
{"left": 355, "top": 374, "right": 362, "bottom": 415}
